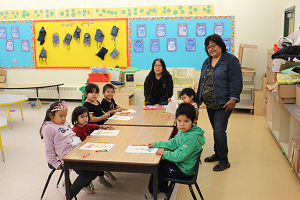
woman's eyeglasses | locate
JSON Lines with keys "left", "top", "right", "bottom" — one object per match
{"left": 206, "top": 44, "right": 217, "bottom": 50}
{"left": 154, "top": 65, "right": 162, "bottom": 67}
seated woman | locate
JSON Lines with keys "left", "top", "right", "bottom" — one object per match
{"left": 144, "top": 58, "right": 173, "bottom": 106}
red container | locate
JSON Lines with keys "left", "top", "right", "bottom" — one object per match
{"left": 88, "top": 74, "right": 109, "bottom": 83}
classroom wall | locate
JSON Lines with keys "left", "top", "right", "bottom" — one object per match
{"left": 0, "top": 0, "right": 288, "bottom": 90}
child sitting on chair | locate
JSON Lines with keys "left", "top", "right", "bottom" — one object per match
{"left": 145, "top": 103, "right": 205, "bottom": 199}
{"left": 101, "top": 84, "right": 125, "bottom": 115}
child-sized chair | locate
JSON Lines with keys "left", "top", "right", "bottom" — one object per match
{"left": 164, "top": 150, "right": 204, "bottom": 200}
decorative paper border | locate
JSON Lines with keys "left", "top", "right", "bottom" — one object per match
{"left": 129, "top": 16, "right": 235, "bottom": 67}
{"left": 0, "top": 20, "right": 34, "bottom": 69}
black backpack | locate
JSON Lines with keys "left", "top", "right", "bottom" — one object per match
{"left": 83, "top": 33, "right": 91, "bottom": 47}
{"left": 63, "top": 33, "right": 72, "bottom": 50}
{"left": 39, "top": 47, "right": 47, "bottom": 64}
{"left": 52, "top": 33, "right": 59, "bottom": 47}
{"left": 37, "top": 27, "right": 46, "bottom": 45}
{"left": 73, "top": 26, "right": 81, "bottom": 43}
{"left": 95, "top": 29, "right": 104, "bottom": 48}
{"left": 96, "top": 47, "right": 108, "bottom": 60}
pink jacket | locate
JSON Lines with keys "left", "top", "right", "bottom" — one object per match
{"left": 41, "top": 121, "right": 81, "bottom": 169}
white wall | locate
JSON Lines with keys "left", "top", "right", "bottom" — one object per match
{"left": 0, "top": 0, "right": 289, "bottom": 89}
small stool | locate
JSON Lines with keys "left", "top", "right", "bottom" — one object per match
{"left": 0, "top": 117, "right": 8, "bottom": 162}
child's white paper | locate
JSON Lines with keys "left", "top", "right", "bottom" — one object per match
{"left": 108, "top": 116, "right": 134, "bottom": 120}
{"left": 115, "top": 109, "right": 136, "bottom": 114}
{"left": 166, "top": 95, "right": 178, "bottom": 115}
{"left": 91, "top": 130, "right": 120, "bottom": 136}
{"left": 125, "top": 145, "right": 158, "bottom": 153}
{"left": 79, "top": 142, "right": 115, "bottom": 151}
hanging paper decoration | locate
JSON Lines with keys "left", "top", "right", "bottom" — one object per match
{"left": 214, "top": 22, "right": 224, "bottom": 36}
{"left": 167, "top": 38, "right": 177, "bottom": 52}
{"left": 178, "top": 23, "right": 188, "bottom": 37}
{"left": 186, "top": 38, "right": 196, "bottom": 51}
{"left": 21, "top": 40, "right": 30, "bottom": 52}
{"left": 6, "top": 39, "right": 14, "bottom": 51}
{"left": 134, "top": 39, "right": 143, "bottom": 52}
{"left": 11, "top": 27, "right": 20, "bottom": 39}
{"left": 196, "top": 23, "right": 206, "bottom": 36}
{"left": 137, "top": 24, "right": 146, "bottom": 37}
{"left": 222, "top": 38, "right": 231, "bottom": 52}
{"left": 150, "top": 39, "right": 160, "bottom": 52}
{"left": 0, "top": 27, "right": 7, "bottom": 39}
{"left": 156, "top": 24, "right": 166, "bottom": 37}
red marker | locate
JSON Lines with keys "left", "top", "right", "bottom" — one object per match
{"left": 83, "top": 153, "right": 90, "bottom": 158}
{"left": 132, "top": 144, "right": 148, "bottom": 146}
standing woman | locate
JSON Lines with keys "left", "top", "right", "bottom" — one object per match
{"left": 196, "top": 34, "right": 243, "bottom": 171}
{"left": 144, "top": 58, "right": 173, "bottom": 106}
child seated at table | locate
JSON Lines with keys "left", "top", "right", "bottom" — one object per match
{"left": 71, "top": 106, "right": 116, "bottom": 187}
{"left": 83, "top": 83, "right": 110, "bottom": 125}
{"left": 40, "top": 101, "right": 101, "bottom": 199}
{"left": 101, "top": 84, "right": 125, "bottom": 115}
{"left": 145, "top": 103, "right": 205, "bottom": 199}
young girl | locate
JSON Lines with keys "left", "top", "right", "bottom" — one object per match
{"left": 71, "top": 106, "right": 116, "bottom": 187}
{"left": 144, "top": 58, "right": 173, "bottom": 106}
{"left": 83, "top": 83, "right": 110, "bottom": 125}
{"left": 179, "top": 88, "right": 199, "bottom": 124}
{"left": 40, "top": 101, "right": 101, "bottom": 199}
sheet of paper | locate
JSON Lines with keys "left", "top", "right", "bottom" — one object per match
{"left": 91, "top": 130, "right": 120, "bottom": 136}
{"left": 116, "top": 109, "right": 136, "bottom": 114}
{"left": 166, "top": 95, "right": 178, "bottom": 115}
{"left": 79, "top": 142, "right": 115, "bottom": 151}
{"left": 143, "top": 105, "right": 163, "bottom": 110}
{"left": 108, "top": 116, "right": 134, "bottom": 120}
{"left": 125, "top": 145, "right": 158, "bottom": 153}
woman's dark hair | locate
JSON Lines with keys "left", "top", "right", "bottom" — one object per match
{"left": 204, "top": 34, "right": 227, "bottom": 56}
{"left": 85, "top": 83, "right": 100, "bottom": 95}
{"left": 71, "top": 106, "right": 90, "bottom": 125}
{"left": 180, "top": 88, "right": 196, "bottom": 101}
{"left": 146, "top": 58, "right": 171, "bottom": 79}
{"left": 175, "top": 103, "right": 196, "bottom": 123}
{"left": 39, "top": 101, "right": 62, "bottom": 138}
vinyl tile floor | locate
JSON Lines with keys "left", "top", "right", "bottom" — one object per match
{"left": 0, "top": 101, "right": 300, "bottom": 200}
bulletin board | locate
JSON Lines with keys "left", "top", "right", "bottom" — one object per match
{"left": 33, "top": 18, "right": 128, "bottom": 68}
{"left": 0, "top": 21, "right": 34, "bottom": 69}
{"left": 129, "top": 16, "right": 234, "bottom": 69}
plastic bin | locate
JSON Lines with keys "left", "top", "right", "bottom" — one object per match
{"left": 91, "top": 67, "right": 108, "bottom": 74}
{"left": 88, "top": 74, "right": 109, "bottom": 83}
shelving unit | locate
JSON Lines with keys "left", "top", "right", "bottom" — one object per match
{"left": 235, "top": 70, "right": 256, "bottom": 114}
{"left": 266, "top": 90, "right": 300, "bottom": 179}
{"left": 173, "top": 68, "right": 195, "bottom": 104}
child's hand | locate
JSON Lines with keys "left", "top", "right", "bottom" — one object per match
{"left": 87, "top": 135, "right": 92, "bottom": 138}
{"left": 148, "top": 142, "right": 155, "bottom": 147}
{"left": 117, "top": 107, "right": 123, "bottom": 112}
{"left": 101, "top": 125, "right": 114, "bottom": 130}
{"left": 156, "top": 149, "right": 165, "bottom": 155}
{"left": 168, "top": 98, "right": 171, "bottom": 102}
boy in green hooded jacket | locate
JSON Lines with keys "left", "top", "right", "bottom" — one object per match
{"left": 145, "top": 103, "right": 205, "bottom": 199}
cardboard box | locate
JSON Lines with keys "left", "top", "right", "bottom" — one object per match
{"left": 277, "top": 84, "right": 296, "bottom": 103}
{"left": 267, "top": 52, "right": 273, "bottom": 70}
{"left": 254, "top": 91, "right": 266, "bottom": 115}
{"left": 272, "top": 58, "right": 286, "bottom": 72}
{"left": 266, "top": 68, "right": 277, "bottom": 85}
{"left": 296, "top": 85, "right": 300, "bottom": 109}
{"left": 290, "top": 139, "right": 300, "bottom": 174}
{"left": 262, "top": 73, "right": 267, "bottom": 92}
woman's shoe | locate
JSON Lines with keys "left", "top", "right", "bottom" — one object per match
{"left": 81, "top": 186, "right": 94, "bottom": 194}
{"left": 98, "top": 176, "right": 112, "bottom": 187}
{"left": 204, "top": 154, "right": 219, "bottom": 162}
{"left": 213, "top": 161, "right": 230, "bottom": 171}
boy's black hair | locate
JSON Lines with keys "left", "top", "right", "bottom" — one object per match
{"left": 175, "top": 103, "right": 196, "bottom": 123}
{"left": 103, "top": 83, "right": 115, "bottom": 93}
{"left": 71, "top": 106, "right": 90, "bottom": 125}
{"left": 39, "top": 101, "right": 62, "bottom": 138}
{"left": 180, "top": 87, "right": 196, "bottom": 101}
{"left": 85, "top": 83, "right": 100, "bottom": 95}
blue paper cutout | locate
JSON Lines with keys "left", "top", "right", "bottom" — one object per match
{"left": 134, "top": 39, "right": 143, "bottom": 52}
{"left": 186, "top": 38, "right": 196, "bottom": 51}
{"left": 11, "top": 27, "right": 20, "bottom": 39}
{"left": 167, "top": 38, "right": 177, "bottom": 52}
{"left": 214, "top": 22, "right": 224, "bottom": 36}
{"left": 6, "top": 39, "right": 14, "bottom": 51}
{"left": 178, "top": 23, "right": 188, "bottom": 37}
{"left": 137, "top": 24, "right": 146, "bottom": 37}
{"left": 222, "top": 38, "right": 231, "bottom": 52}
{"left": 150, "top": 39, "right": 160, "bottom": 52}
{"left": 0, "top": 27, "right": 7, "bottom": 39}
{"left": 21, "top": 40, "right": 30, "bottom": 52}
{"left": 156, "top": 24, "right": 166, "bottom": 37}
{"left": 196, "top": 23, "right": 206, "bottom": 36}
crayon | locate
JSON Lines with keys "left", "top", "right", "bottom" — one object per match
{"left": 132, "top": 144, "right": 148, "bottom": 146}
{"left": 97, "top": 141, "right": 108, "bottom": 143}
{"left": 83, "top": 153, "right": 90, "bottom": 158}
{"left": 96, "top": 150, "right": 108, "bottom": 152}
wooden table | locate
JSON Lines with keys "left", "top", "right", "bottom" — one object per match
{"left": 0, "top": 117, "right": 7, "bottom": 161}
{"left": 105, "top": 105, "right": 175, "bottom": 127}
{"left": 63, "top": 126, "right": 173, "bottom": 200}
{"left": 0, "top": 83, "right": 64, "bottom": 108}
{"left": 0, "top": 94, "right": 28, "bottom": 128}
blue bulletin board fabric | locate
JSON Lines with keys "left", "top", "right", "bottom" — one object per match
{"left": 0, "top": 21, "right": 34, "bottom": 69}
{"left": 129, "top": 16, "right": 234, "bottom": 69}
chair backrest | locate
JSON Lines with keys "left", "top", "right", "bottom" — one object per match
{"left": 190, "top": 149, "right": 203, "bottom": 184}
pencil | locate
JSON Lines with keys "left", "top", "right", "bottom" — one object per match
{"left": 96, "top": 150, "right": 108, "bottom": 152}
{"left": 83, "top": 153, "right": 90, "bottom": 158}
{"left": 132, "top": 144, "right": 148, "bottom": 146}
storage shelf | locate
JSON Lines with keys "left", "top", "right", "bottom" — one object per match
{"left": 243, "top": 81, "right": 255, "bottom": 88}
{"left": 235, "top": 100, "right": 254, "bottom": 109}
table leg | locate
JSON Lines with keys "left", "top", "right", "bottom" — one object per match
{"left": 153, "top": 168, "right": 158, "bottom": 200}
{"left": 0, "top": 132, "right": 5, "bottom": 162}
{"left": 6, "top": 105, "right": 12, "bottom": 129}
{"left": 35, "top": 88, "right": 40, "bottom": 109}
{"left": 56, "top": 86, "right": 61, "bottom": 101}
{"left": 19, "top": 102, "right": 24, "bottom": 120}
{"left": 65, "top": 163, "right": 71, "bottom": 200}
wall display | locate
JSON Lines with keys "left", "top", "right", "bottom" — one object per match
{"left": 186, "top": 38, "right": 196, "bottom": 51}
{"left": 33, "top": 18, "right": 128, "bottom": 69}
{"left": 0, "top": 27, "right": 7, "bottom": 39}
{"left": 196, "top": 23, "right": 206, "bottom": 36}
{"left": 150, "top": 39, "right": 160, "bottom": 52}
{"left": 0, "top": 21, "right": 34, "bottom": 69}
{"left": 136, "top": 24, "right": 146, "bottom": 37}
{"left": 129, "top": 16, "right": 234, "bottom": 69}
{"left": 11, "top": 27, "right": 20, "bottom": 39}
{"left": 214, "top": 22, "right": 224, "bottom": 36}
{"left": 178, "top": 23, "right": 188, "bottom": 37}
{"left": 156, "top": 24, "right": 166, "bottom": 37}
{"left": 167, "top": 38, "right": 177, "bottom": 52}
{"left": 134, "top": 39, "right": 143, "bottom": 52}
{"left": 222, "top": 38, "right": 231, "bottom": 52}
